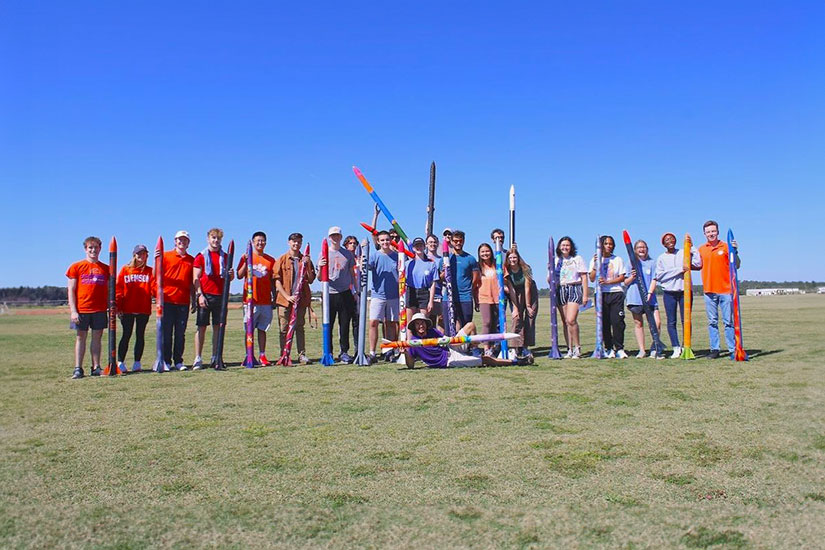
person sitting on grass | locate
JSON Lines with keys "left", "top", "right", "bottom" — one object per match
{"left": 402, "top": 313, "right": 515, "bottom": 368}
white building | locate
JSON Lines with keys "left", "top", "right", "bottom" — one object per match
{"left": 745, "top": 288, "right": 800, "bottom": 296}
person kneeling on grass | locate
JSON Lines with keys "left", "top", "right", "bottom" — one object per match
{"left": 402, "top": 313, "right": 514, "bottom": 368}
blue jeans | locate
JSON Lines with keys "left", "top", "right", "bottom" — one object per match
{"left": 662, "top": 290, "right": 683, "bottom": 347}
{"left": 703, "top": 293, "right": 734, "bottom": 352}
{"left": 162, "top": 303, "right": 190, "bottom": 365}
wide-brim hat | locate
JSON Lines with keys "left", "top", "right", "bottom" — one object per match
{"left": 407, "top": 312, "right": 432, "bottom": 330}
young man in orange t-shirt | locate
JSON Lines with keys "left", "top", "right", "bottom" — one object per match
{"left": 66, "top": 236, "right": 109, "bottom": 379}
{"left": 697, "top": 220, "right": 741, "bottom": 358}
{"left": 162, "top": 230, "right": 195, "bottom": 370}
{"left": 236, "top": 231, "right": 277, "bottom": 365}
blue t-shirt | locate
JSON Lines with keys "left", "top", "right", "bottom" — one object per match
{"left": 407, "top": 258, "right": 439, "bottom": 290}
{"left": 450, "top": 251, "right": 479, "bottom": 303}
{"left": 625, "top": 257, "right": 657, "bottom": 306}
{"left": 407, "top": 327, "right": 449, "bottom": 367}
{"left": 426, "top": 251, "right": 443, "bottom": 298}
{"left": 368, "top": 250, "right": 399, "bottom": 299}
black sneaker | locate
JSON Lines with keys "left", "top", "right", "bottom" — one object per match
{"left": 381, "top": 350, "right": 395, "bottom": 363}
{"left": 91, "top": 367, "right": 102, "bottom": 376}
{"left": 368, "top": 354, "right": 377, "bottom": 365}
{"left": 339, "top": 352, "right": 354, "bottom": 364}
{"left": 72, "top": 367, "right": 84, "bottom": 379}
{"left": 708, "top": 350, "right": 720, "bottom": 359}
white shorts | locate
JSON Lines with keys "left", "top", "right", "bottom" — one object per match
{"left": 244, "top": 304, "right": 272, "bottom": 331}
{"left": 446, "top": 349, "right": 482, "bottom": 368}
{"left": 369, "top": 297, "right": 399, "bottom": 322}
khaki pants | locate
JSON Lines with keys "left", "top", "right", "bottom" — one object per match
{"left": 277, "top": 304, "right": 307, "bottom": 355}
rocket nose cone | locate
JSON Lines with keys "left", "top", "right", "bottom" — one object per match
{"left": 228, "top": 240, "right": 235, "bottom": 254}
{"left": 622, "top": 230, "right": 631, "bottom": 245}
{"left": 109, "top": 236, "right": 117, "bottom": 252}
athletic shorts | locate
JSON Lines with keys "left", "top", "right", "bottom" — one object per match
{"left": 197, "top": 293, "right": 223, "bottom": 326}
{"left": 454, "top": 300, "right": 474, "bottom": 325}
{"left": 557, "top": 284, "right": 583, "bottom": 305}
{"left": 369, "top": 297, "right": 399, "bottom": 322}
{"left": 628, "top": 303, "right": 658, "bottom": 315}
{"left": 71, "top": 311, "right": 108, "bottom": 331}
{"left": 245, "top": 304, "right": 272, "bottom": 331}
{"left": 407, "top": 287, "right": 431, "bottom": 309}
{"left": 446, "top": 348, "right": 482, "bottom": 368}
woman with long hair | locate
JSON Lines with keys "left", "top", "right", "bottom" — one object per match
{"left": 504, "top": 247, "right": 534, "bottom": 361}
{"left": 476, "top": 242, "right": 500, "bottom": 356}
{"left": 115, "top": 244, "right": 155, "bottom": 373}
{"left": 555, "top": 236, "right": 588, "bottom": 358}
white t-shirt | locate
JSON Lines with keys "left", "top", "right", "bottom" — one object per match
{"left": 589, "top": 254, "right": 625, "bottom": 293}
{"left": 557, "top": 255, "right": 587, "bottom": 285}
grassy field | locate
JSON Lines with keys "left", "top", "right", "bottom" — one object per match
{"left": 1, "top": 295, "right": 823, "bottom": 549}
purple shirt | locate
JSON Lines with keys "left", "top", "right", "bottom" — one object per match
{"left": 407, "top": 328, "right": 449, "bottom": 367}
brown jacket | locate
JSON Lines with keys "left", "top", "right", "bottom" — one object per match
{"left": 273, "top": 251, "right": 316, "bottom": 308}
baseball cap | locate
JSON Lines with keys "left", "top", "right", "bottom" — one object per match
{"left": 411, "top": 237, "right": 426, "bottom": 247}
{"left": 407, "top": 312, "right": 433, "bottom": 330}
{"left": 328, "top": 226, "right": 342, "bottom": 236}
{"left": 133, "top": 244, "right": 148, "bottom": 255}
{"left": 442, "top": 227, "right": 453, "bottom": 236}
{"left": 174, "top": 230, "right": 190, "bottom": 240}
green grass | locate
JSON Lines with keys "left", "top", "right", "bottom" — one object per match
{"left": 1, "top": 294, "right": 824, "bottom": 548}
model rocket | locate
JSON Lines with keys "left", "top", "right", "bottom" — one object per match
{"left": 276, "top": 244, "right": 310, "bottom": 366}
{"left": 241, "top": 240, "right": 257, "bottom": 368}
{"left": 591, "top": 235, "right": 606, "bottom": 359}
{"left": 382, "top": 332, "right": 521, "bottom": 349}
{"left": 728, "top": 229, "right": 748, "bottom": 361}
{"left": 104, "top": 236, "right": 118, "bottom": 376}
{"left": 623, "top": 230, "right": 665, "bottom": 356}
{"left": 354, "top": 240, "right": 371, "bottom": 366}
{"left": 680, "top": 233, "right": 696, "bottom": 359}
{"left": 509, "top": 185, "right": 515, "bottom": 248}
{"left": 547, "top": 236, "right": 562, "bottom": 359}
{"left": 442, "top": 236, "right": 456, "bottom": 336}
{"left": 320, "top": 237, "right": 334, "bottom": 366}
{"left": 151, "top": 236, "right": 166, "bottom": 372}
{"left": 495, "top": 238, "right": 509, "bottom": 360}
{"left": 212, "top": 240, "right": 234, "bottom": 370}
{"left": 353, "top": 166, "right": 410, "bottom": 243}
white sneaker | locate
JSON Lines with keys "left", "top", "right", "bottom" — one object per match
{"left": 118, "top": 361, "right": 128, "bottom": 374}
{"left": 636, "top": 350, "right": 646, "bottom": 359}
{"left": 606, "top": 349, "right": 616, "bottom": 359}
{"left": 192, "top": 357, "right": 203, "bottom": 370}
{"left": 132, "top": 361, "right": 142, "bottom": 372}
{"left": 670, "top": 346, "right": 681, "bottom": 359}
{"left": 616, "top": 349, "right": 628, "bottom": 359}
{"left": 177, "top": 363, "right": 187, "bottom": 371}
{"left": 564, "top": 349, "right": 573, "bottom": 359}
{"left": 571, "top": 346, "right": 581, "bottom": 359}
{"left": 649, "top": 350, "right": 658, "bottom": 359}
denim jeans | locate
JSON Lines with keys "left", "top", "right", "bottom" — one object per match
{"left": 703, "top": 292, "right": 734, "bottom": 351}
{"left": 662, "top": 290, "right": 683, "bottom": 347}
{"left": 162, "top": 303, "right": 190, "bottom": 365}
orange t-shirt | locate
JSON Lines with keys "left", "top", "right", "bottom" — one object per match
{"left": 163, "top": 250, "right": 194, "bottom": 305}
{"left": 66, "top": 260, "right": 109, "bottom": 313}
{"left": 116, "top": 265, "right": 154, "bottom": 314}
{"left": 478, "top": 265, "right": 500, "bottom": 304}
{"left": 236, "top": 252, "right": 276, "bottom": 305}
{"left": 698, "top": 241, "right": 731, "bottom": 294}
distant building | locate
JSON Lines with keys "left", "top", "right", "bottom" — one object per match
{"left": 745, "top": 288, "right": 800, "bottom": 296}
{"left": 818, "top": 287, "right": 825, "bottom": 294}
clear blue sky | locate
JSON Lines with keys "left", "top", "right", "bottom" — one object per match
{"left": 1, "top": 1, "right": 823, "bottom": 289}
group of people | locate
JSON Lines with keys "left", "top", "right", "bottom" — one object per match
{"left": 65, "top": 218, "right": 741, "bottom": 377}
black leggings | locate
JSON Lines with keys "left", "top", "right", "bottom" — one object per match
{"left": 119, "top": 313, "right": 150, "bottom": 362}
{"left": 602, "top": 292, "right": 626, "bottom": 351}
